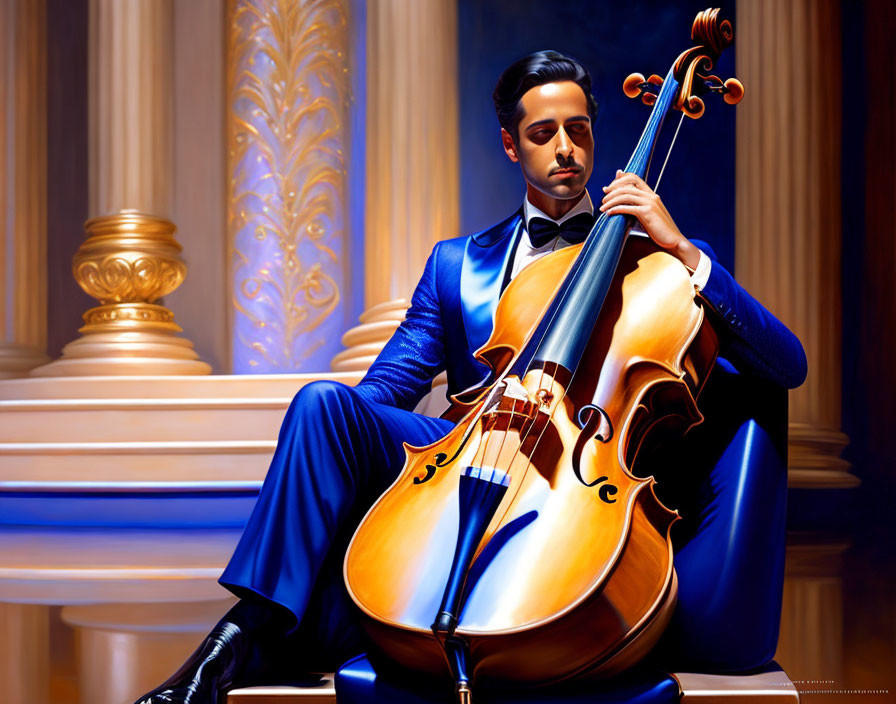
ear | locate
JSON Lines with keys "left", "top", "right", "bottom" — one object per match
{"left": 501, "top": 128, "right": 519, "bottom": 163}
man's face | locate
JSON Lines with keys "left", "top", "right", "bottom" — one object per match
{"left": 502, "top": 80, "right": 594, "bottom": 203}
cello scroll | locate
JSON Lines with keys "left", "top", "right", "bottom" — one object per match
{"left": 624, "top": 7, "right": 744, "bottom": 119}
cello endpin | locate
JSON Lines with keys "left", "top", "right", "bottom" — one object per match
{"left": 457, "top": 682, "right": 473, "bottom": 704}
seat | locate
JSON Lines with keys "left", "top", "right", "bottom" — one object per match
{"left": 333, "top": 654, "right": 799, "bottom": 703}
{"left": 229, "top": 364, "right": 796, "bottom": 703}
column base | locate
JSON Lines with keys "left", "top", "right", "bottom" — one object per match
{"left": 61, "top": 599, "right": 234, "bottom": 704}
{"left": 0, "top": 344, "right": 50, "bottom": 379}
{"left": 329, "top": 299, "right": 451, "bottom": 417}
{"left": 776, "top": 534, "right": 851, "bottom": 682}
{"left": 788, "top": 422, "right": 857, "bottom": 488}
{"left": 30, "top": 303, "right": 211, "bottom": 377}
{"left": 0, "top": 603, "right": 49, "bottom": 704}
{"left": 330, "top": 299, "right": 409, "bottom": 373}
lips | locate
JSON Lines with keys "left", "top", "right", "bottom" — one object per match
{"left": 552, "top": 167, "right": 582, "bottom": 177}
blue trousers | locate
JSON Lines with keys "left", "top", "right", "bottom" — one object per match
{"left": 219, "top": 381, "right": 452, "bottom": 669}
{"left": 219, "top": 375, "right": 787, "bottom": 674}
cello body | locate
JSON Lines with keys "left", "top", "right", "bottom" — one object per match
{"left": 344, "top": 237, "right": 718, "bottom": 684}
{"left": 344, "top": 8, "right": 739, "bottom": 693}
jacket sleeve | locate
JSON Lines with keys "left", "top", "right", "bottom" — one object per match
{"left": 354, "top": 243, "right": 447, "bottom": 410}
{"left": 692, "top": 239, "right": 808, "bottom": 389}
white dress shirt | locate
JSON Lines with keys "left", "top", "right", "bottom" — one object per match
{"left": 510, "top": 190, "right": 712, "bottom": 291}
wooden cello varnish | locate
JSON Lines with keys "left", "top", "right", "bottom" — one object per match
{"left": 344, "top": 8, "right": 739, "bottom": 698}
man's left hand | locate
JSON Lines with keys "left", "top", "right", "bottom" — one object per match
{"left": 599, "top": 169, "right": 700, "bottom": 269}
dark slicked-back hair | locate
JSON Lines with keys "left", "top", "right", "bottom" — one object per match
{"left": 492, "top": 50, "right": 598, "bottom": 141}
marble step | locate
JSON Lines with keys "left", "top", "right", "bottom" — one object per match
{"left": 226, "top": 668, "right": 801, "bottom": 703}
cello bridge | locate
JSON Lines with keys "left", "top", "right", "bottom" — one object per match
{"left": 481, "top": 376, "right": 550, "bottom": 435}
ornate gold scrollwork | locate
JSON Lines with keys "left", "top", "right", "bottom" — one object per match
{"left": 74, "top": 211, "right": 186, "bottom": 305}
{"left": 32, "top": 209, "right": 210, "bottom": 376}
{"left": 82, "top": 303, "right": 175, "bottom": 327}
{"left": 229, "top": 0, "right": 349, "bottom": 371}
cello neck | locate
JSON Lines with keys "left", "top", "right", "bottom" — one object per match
{"left": 512, "top": 66, "right": 682, "bottom": 378}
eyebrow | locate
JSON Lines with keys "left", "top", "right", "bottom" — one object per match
{"left": 525, "top": 115, "right": 591, "bottom": 130}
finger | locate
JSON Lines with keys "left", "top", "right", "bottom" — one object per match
{"left": 604, "top": 204, "right": 646, "bottom": 217}
{"left": 603, "top": 169, "right": 628, "bottom": 191}
{"left": 599, "top": 192, "right": 650, "bottom": 211}
{"left": 603, "top": 172, "right": 646, "bottom": 193}
{"left": 626, "top": 173, "right": 649, "bottom": 190}
{"left": 601, "top": 189, "right": 649, "bottom": 206}
{"left": 601, "top": 184, "right": 643, "bottom": 202}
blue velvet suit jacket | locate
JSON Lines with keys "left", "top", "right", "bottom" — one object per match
{"left": 355, "top": 211, "right": 807, "bottom": 411}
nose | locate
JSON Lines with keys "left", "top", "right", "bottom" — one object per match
{"left": 555, "top": 127, "right": 573, "bottom": 160}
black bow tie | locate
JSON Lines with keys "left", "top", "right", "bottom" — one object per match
{"left": 526, "top": 213, "right": 595, "bottom": 248}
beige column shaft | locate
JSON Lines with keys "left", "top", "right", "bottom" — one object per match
{"left": 332, "top": 0, "right": 459, "bottom": 377}
{"left": 89, "top": 0, "right": 173, "bottom": 218}
{"left": 0, "top": 0, "right": 50, "bottom": 378}
{"left": 364, "top": 0, "right": 460, "bottom": 307}
{"left": 33, "top": 0, "right": 209, "bottom": 376}
{"left": 735, "top": 0, "right": 854, "bottom": 487}
{"left": 776, "top": 538, "right": 849, "bottom": 685}
{"left": 0, "top": 603, "right": 49, "bottom": 704}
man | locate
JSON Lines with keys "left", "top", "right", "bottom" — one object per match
{"left": 135, "top": 50, "right": 806, "bottom": 704}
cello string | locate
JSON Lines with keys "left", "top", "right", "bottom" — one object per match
{"left": 490, "top": 121, "right": 670, "bottom": 489}
{"left": 486, "top": 361, "right": 572, "bottom": 535}
{"left": 482, "top": 368, "right": 550, "bottom": 529}
{"left": 494, "top": 211, "right": 626, "bottom": 501}
{"left": 467, "top": 228, "right": 574, "bottom": 479}
{"left": 499, "top": 230, "right": 607, "bottom": 485}
{"left": 473, "top": 413, "right": 496, "bottom": 468}
{"left": 513, "top": 116, "right": 689, "bottom": 477}
{"left": 516, "top": 93, "right": 683, "bottom": 384}
{"left": 490, "top": 396, "right": 518, "bottom": 472}
{"left": 479, "top": 384, "right": 523, "bottom": 472}
{"left": 518, "top": 361, "right": 569, "bottom": 481}
{"left": 504, "top": 205, "right": 627, "bottom": 477}
{"left": 507, "top": 67, "right": 683, "bottom": 477}
{"left": 519, "top": 135, "right": 689, "bottom": 483}
{"left": 478, "top": 222, "right": 600, "bottom": 483}
{"left": 511, "top": 134, "right": 681, "bottom": 479}
{"left": 514, "top": 208, "right": 615, "bottom": 399}
{"left": 652, "top": 111, "right": 685, "bottom": 195}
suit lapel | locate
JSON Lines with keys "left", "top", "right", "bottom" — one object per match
{"left": 460, "top": 211, "right": 523, "bottom": 356}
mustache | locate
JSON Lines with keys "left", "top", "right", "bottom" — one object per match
{"left": 550, "top": 163, "right": 584, "bottom": 175}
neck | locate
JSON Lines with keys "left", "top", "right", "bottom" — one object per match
{"left": 526, "top": 185, "right": 585, "bottom": 221}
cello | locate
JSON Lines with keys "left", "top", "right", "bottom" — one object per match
{"left": 344, "top": 9, "right": 744, "bottom": 702}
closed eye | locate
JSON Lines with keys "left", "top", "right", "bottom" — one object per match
{"left": 527, "top": 127, "right": 556, "bottom": 144}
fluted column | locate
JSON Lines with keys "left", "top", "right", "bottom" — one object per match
{"left": 33, "top": 0, "right": 209, "bottom": 377}
{"left": 332, "top": 0, "right": 459, "bottom": 382}
{"left": 0, "top": 0, "right": 50, "bottom": 378}
{"left": 735, "top": 0, "right": 854, "bottom": 487}
{"left": 89, "top": 0, "right": 173, "bottom": 218}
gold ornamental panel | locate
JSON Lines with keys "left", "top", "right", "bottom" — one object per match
{"left": 228, "top": 0, "right": 350, "bottom": 372}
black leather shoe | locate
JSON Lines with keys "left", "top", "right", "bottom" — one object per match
{"left": 132, "top": 621, "right": 248, "bottom": 704}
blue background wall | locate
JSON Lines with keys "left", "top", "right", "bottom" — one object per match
{"left": 457, "top": 0, "right": 737, "bottom": 271}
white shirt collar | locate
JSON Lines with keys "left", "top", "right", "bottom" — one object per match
{"left": 523, "top": 190, "right": 594, "bottom": 229}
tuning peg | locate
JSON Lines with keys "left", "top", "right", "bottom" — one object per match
{"left": 722, "top": 78, "right": 744, "bottom": 104}
{"left": 623, "top": 73, "right": 645, "bottom": 98}
{"left": 623, "top": 72, "right": 663, "bottom": 104}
